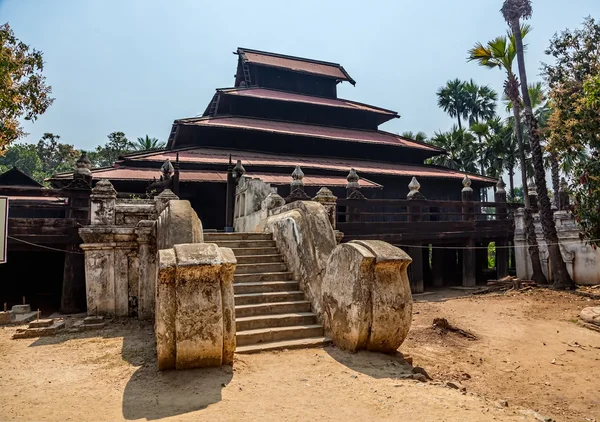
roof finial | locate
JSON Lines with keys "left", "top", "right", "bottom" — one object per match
{"left": 462, "top": 175, "right": 473, "bottom": 192}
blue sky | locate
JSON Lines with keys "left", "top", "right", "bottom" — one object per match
{"left": 1, "top": 0, "right": 597, "bottom": 152}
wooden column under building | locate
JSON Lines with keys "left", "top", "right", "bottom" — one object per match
{"left": 495, "top": 177, "right": 509, "bottom": 278}
{"left": 432, "top": 247, "right": 444, "bottom": 288}
{"left": 407, "top": 177, "right": 425, "bottom": 293}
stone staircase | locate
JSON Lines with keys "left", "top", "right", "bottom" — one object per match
{"left": 204, "top": 232, "right": 330, "bottom": 353}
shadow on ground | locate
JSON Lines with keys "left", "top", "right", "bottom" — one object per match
{"left": 324, "top": 346, "right": 418, "bottom": 380}
{"left": 27, "top": 319, "right": 232, "bottom": 420}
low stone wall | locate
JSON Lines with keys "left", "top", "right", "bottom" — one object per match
{"left": 156, "top": 243, "right": 236, "bottom": 370}
{"left": 322, "top": 240, "right": 413, "bottom": 352}
{"left": 265, "top": 201, "right": 337, "bottom": 319}
{"left": 514, "top": 209, "right": 600, "bottom": 285}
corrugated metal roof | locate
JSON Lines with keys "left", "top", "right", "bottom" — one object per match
{"left": 60, "top": 167, "right": 381, "bottom": 188}
{"left": 178, "top": 116, "right": 441, "bottom": 152}
{"left": 220, "top": 88, "right": 398, "bottom": 117}
{"left": 122, "top": 147, "right": 496, "bottom": 184}
{"left": 238, "top": 48, "right": 354, "bottom": 84}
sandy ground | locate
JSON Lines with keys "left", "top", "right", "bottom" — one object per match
{"left": 0, "top": 289, "right": 599, "bottom": 422}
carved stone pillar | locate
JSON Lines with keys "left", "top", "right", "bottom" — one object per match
{"left": 313, "top": 187, "right": 337, "bottom": 229}
{"left": 527, "top": 178, "right": 539, "bottom": 213}
{"left": 462, "top": 175, "right": 476, "bottom": 287}
{"left": 90, "top": 180, "right": 117, "bottom": 225}
{"left": 495, "top": 177, "right": 509, "bottom": 278}
{"left": 558, "top": 177, "right": 570, "bottom": 211}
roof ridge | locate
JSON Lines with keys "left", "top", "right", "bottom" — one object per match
{"left": 237, "top": 47, "right": 343, "bottom": 68}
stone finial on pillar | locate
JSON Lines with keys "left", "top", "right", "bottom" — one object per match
{"left": 90, "top": 179, "right": 117, "bottom": 225}
{"left": 313, "top": 187, "right": 338, "bottom": 229}
{"left": 558, "top": 177, "right": 570, "bottom": 210}
{"left": 495, "top": 177, "right": 507, "bottom": 204}
{"left": 232, "top": 159, "right": 246, "bottom": 179}
{"left": 346, "top": 168, "right": 365, "bottom": 200}
{"left": 527, "top": 178, "right": 539, "bottom": 212}
{"left": 462, "top": 175, "right": 473, "bottom": 193}
{"left": 286, "top": 165, "right": 310, "bottom": 203}
{"left": 407, "top": 177, "right": 425, "bottom": 200}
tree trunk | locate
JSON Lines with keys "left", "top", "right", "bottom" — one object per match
{"left": 507, "top": 71, "right": 547, "bottom": 285}
{"left": 550, "top": 152, "right": 560, "bottom": 207}
{"left": 511, "top": 20, "right": 575, "bottom": 290}
{"left": 508, "top": 169, "right": 515, "bottom": 200}
{"left": 457, "top": 116, "right": 463, "bottom": 131}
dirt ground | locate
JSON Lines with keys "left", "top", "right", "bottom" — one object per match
{"left": 0, "top": 289, "right": 599, "bottom": 421}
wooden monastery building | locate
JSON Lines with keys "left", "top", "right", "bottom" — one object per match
{"left": 50, "top": 47, "right": 497, "bottom": 230}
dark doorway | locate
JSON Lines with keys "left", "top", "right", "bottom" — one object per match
{"left": 0, "top": 250, "right": 65, "bottom": 314}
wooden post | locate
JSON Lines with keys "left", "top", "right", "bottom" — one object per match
{"left": 462, "top": 176, "right": 476, "bottom": 287}
{"left": 225, "top": 156, "right": 235, "bottom": 232}
{"left": 407, "top": 177, "right": 425, "bottom": 293}
{"left": 495, "top": 177, "right": 509, "bottom": 278}
{"left": 60, "top": 153, "right": 92, "bottom": 314}
{"left": 432, "top": 247, "right": 444, "bottom": 287}
{"left": 407, "top": 246, "right": 424, "bottom": 294}
{"left": 345, "top": 168, "right": 365, "bottom": 223}
{"left": 172, "top": 152, "right": 180, "bottom": 197}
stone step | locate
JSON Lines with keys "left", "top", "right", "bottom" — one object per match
{"left": 236, "top": 312, "right": 317, "bottom": 331}
{"left": 204, "top": 232, "right": 273, "bottom": 242}
{"left": 214, "top": 240, "right": 277, "bottom": 249}
{"left": 235, "top": 291, "right": 305, "bottom": 306}
{"left": 236, "top": 254, "right": 284, "bottom": 265}
{"left": 234, "top": 280, "right": 300, "bottom": 294}
{"left": 236, "top": 337, "right": 332, "bottom": 354}
{"left": 236, "top": 324, "right": 324, "bottom": 346}
{"left": 235, "top": 262, "right": 288, "bottom": 274}
{"left": 230, "top": 247, "right": 280, "bottom": 256}
{"left": 234, "top": 272, "right": 293, "bottom": 283}
{"left": 235, "top": 301, "right": 312, "bottom": 318}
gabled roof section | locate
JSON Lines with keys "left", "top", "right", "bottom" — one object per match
{"left": 170, "top": 116, "right": 443, "bottom": 153}
{"left": 237, "top": 47, "right": 356, "bottom": 85}
{"left": 206, "top": 87, "right": 399, "bottom": 121}
{"left": 0, "top": 167, "right": 43, "bottom": 187}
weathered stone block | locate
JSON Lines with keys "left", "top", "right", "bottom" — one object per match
{"left": 29, "top": 318, "right": 54, "bottom": 328}
{"left": 156, "top": 243, "right": 237, "bottom": 371}
{"left": 12, "top": 304, "right": 31, "bottom": 314}
{"left": 322, "top": 240, "right": 413, "bottom": 353}
{"left": 0, "top": 311, "right": 11, "bottom": 324}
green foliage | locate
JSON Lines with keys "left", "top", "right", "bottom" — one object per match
{"left": 488, "top": 242, "right": 496, "bottom": 269}
{"left": 400, "top": 131, "right": 427, "bottom": 142}
{"left": 88, "top": 131, "right": 134, "bottom": 167}
{"left": 427, "top": 126, "right": 478, "bottom": 173}
{"left": 0, "top": 132, "right": 79, "bottom": 183}
{"left": 544, "top": 17, "right": 600, "bottom": 245}
{"left": 0, "top": 23, "right": 54, "bottom": 150}
{"left": 135, "top": 135, "right": 165, "bottom": 151}
{"left": 437, "top": 79, "right": 471, "bottom": 130}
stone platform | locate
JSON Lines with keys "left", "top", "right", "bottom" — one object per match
{"left": 12, "top": 319, "right": 66, "bottom": 339}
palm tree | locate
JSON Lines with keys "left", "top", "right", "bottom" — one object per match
{"left": 501, "top": 0, "right": 574, "bottom": 289}
{"left": 427, "top": 126, "right": 479, "bottom": 173}
{"left": 468, "top": 25, "right": 547, "bottom": 285}
{"left": 437, "top": 79, "right": 470, "bottom": 130}
{"left": 401, "top": 131, "right": 428, "bottom": 142}
{"left": 135, "top": 135, "right": 165, "bottom": 151}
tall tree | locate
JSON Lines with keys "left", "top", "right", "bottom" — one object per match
{"left": 36, "top": 133, "right": 79, "bottom": 175}
{"left": 0, "top": 23, "right": 54, "bottom": 150}
{"left": 135, "top": 135, "right": 165, "bottom": 151}
{"left": 437, "top": 79, "right": 470, "bottom": 130}
{"left": 465, "top": 81, "right": 498, "bottom": 180}
{"left": 543, "top": 17, "right": 600, "bottom": 246}
{"left": 427, "top": 126, "right": 479, "bottom": 173}
{"left": 502, "top": 0, "right": 574, "bottom": 289}
{"left": 468, "top": 25, "right": 547, "bottom": 284}
{"left": 88, "top": 131, "right": 134, "bottom": 168}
